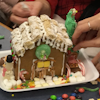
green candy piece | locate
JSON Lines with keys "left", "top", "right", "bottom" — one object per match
{"left": 75, "top": 99, "right": 81, "bottom": 100}
{"left": 11, "top": 49, "right": 13, "bottom": 52}
{"left": 0, "top": 35, "right": 4, "bottom": 39}
{"left": 35, "top": 44, "right": 51, "bottom": 60}
{"left": 50, "top": 95, "right": 57, "bottom": 100}
{"left": 12, "top": 54, "right": 15, "bottom": 57}
{"left": 76, "top": 87, "right": 99, "bottom": 92}
{"left": 65, "top": 9, "right": 77, "bottom": 40}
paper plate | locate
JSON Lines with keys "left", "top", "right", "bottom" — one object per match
{"left": 0, "top": 49, "right": 99, "bottom": 92}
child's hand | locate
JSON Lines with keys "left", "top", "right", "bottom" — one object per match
{"left": 10, "top": 1, "right": 43, "bottom": 24}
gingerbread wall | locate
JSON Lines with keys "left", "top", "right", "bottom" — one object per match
{"left": 14, "top": 44, "right": 66, "bottom": 80}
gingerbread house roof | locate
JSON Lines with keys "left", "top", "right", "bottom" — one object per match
{"left": 11, "top": 15, "right": 73, "bottom": 57}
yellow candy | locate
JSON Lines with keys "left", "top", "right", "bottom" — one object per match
{"left": 12, "top": 94, "right": 14, "bottom": 97}
{"left": 44, "top": 61, "right": 50, "bottom": 67}
{"left": 97, "top": 99, "right": 100, "bottom": 100}
{"left": 17, "top": 85, "right": 21, "bottom": 88}
{"left": 28, "top": 82, "right": 35, "bottom": 86}
{"left": 65, "top": 78, "right": 70, "bottom": 83}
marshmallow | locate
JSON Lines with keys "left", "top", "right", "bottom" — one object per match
{"left": 45, "top": 76, "right": 52, "bottom": 80}
{"left": 42, "top": 83, "right": 49, "bottom": 87}
{"left": 40, "top": 79, "right": 45, "bottom": 84}
{"left": 53, "top": 77, "right": 58, "bottom": 81}
{"left": 48, "top": 82, "right": 55, "bottom": 86}
{"left": 34, "top": 78, "right": 40, "bottom": 81}
{"left": 17, "top": 80, "right": 22, "bottom": 85}
{"left": 3, "top": 79, "right": 8, "bottom": 85}
{"left": 35, "top": 81, "right": 40, "bottom": 85}
{"left": 35, "top": 84, "right": 42, "bottom": 88}
{"left": 69, "top": 76, "right": 77, "bottom": 83}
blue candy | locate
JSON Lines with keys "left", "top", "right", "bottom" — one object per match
{"left": 57, "top": 97, "right": 62, "bottom": 100}
{"left": 71, "top": 93, "right": 76, "bottom": 97}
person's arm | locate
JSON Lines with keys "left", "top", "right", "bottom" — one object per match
{"left": 0, "top": 1, "right": 12, "bottom": 14}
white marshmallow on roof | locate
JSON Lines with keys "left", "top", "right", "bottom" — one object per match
{"left": 69, "top": 76, "right": 77, "bottom": 83}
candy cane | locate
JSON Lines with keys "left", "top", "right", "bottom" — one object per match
{"left": 77, "top": 59, "right": 85, "bottom": 76}
{"left": 66, "top": 63, "right": 71, "bottom": 78}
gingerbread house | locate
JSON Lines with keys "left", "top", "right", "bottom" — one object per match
{"left": 10, "top": 15, "right": 73, "bottom": 81}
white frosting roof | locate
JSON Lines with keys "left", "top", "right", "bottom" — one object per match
{"left": 11, "top": 15, "right": 73, "bottom": 57}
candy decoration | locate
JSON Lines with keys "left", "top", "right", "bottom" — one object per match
{"left": 57, "top": 97, "right": 62, "bottom": 100}
{"left": 78, "top": 88, "right": 85, "bottom": 93}
{"left": 19, "top": 69, "right": 28, "bottom": 82}
{"left": 76, "top": 87, "right": 99, "bottom": 92}
{"left": 35, "top": 44, "right": 51, "bottom": 60}
{"left": 66, "top": 63, "right": 71, "bottom": 78}
{"left": 75, "top": 99, "right": 81, "bottom": 100}
{"left": 69, "top": 96, "right": 76, "bottom": 100}
{"left": 50, "top": 95, "right": 57, "bottom": 100}
{"left": 71, "top": 93, "right": 76, "bottom": 97}
{"left": 77, "top": 60, "right": 85, "bottom": 76}
{"left": 62, "top": 94, "right": 68, "bottom": 99}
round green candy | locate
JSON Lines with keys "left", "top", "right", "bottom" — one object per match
{"left": 35, "top": 44, "right": 51, "bottom": 60}
{"left": 50, "top": 95, "right": 57, "bottom": 100}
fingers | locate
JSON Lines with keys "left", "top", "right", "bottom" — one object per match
{"left": 92, "top": 52, "right": 100, "bottom": 66}
{"left": 72, "top": 22, "right": 90, "bottom": 45}
{"left": 95, "top": 63, "right": 100, "bottom": 73}
{"left": 12, "top": 2, "right": 31, "bottom": 17}
{"left": 73, "top": 37, "right": 100, "bottom": 51}
{"left": 10, "top": 14, "right": 28, "bottom": 24}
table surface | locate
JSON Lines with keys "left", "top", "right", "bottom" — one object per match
{"left": 0, "top": 23, "right": 100, "bottom": 100}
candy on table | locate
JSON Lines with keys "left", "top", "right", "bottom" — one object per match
{"left": 73, "top": 89, "right": 79, "bottom": 94}
{"left": 57, "top": 97, "right": 62, "bottom": 100}
{"left": 88, "top": 98, "right": 95, "bottom": 100}
{"left": 76, "top": 95, "right": 82, "bottom": 99}
{"left": 76, "top": 87, "right": 99, "bottom": 92}
{"left": 47, "top": 98, "right": 52, "bottom": 100}
{"left": 90, "top": 80, "right": 98, "bottom": 85}
{"left": 50, "top": 95, "right": 57, "bottom": 100}
{"left": 97, "top": 99, "right": 100, "bottom": 100}
{"left": 71, "top": 93, "right": 76, "bottom": 97}
{"left": 62, "top": 94, "right": 68, "bottom": 99}
{"left": 69, "top": 96, "right": 76, "bottom": 100}
{"left": 78, "top": 88, "right": 85, "bottom": 93}
{"left": 99, "top": 88, "right": 100, "bottom": 96}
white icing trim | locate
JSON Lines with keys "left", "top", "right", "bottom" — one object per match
{"left": 61, "top": 53, "right": 65, "bottom": 76}
{"left": 37, "top": 38, "right": 41, "bottom": 46}
{"left": 18, "top": 58, "right": 21, "bottom": 80}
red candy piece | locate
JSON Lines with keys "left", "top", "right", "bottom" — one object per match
{"left": 68, "top": 50, "right": 71, "bottom": 54}
{"left": 99, "top": 88, "right": 100, "bottom": 95}
{"left": 69, "top": 96, "right": 76, "bottom": 100}
{"left": 62, "top": 94, "right": 68, "bottom": 99}
{"left": 10, "top": 40, "right": 12, "bottom": 43}
{"left": 78, "top": 88, "right": 85, "bottom": 93}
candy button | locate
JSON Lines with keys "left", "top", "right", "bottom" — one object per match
{"left": 62, "top": 94, "right": 68, "bottom": 99}
{"left": 76, "top": 95, "right": 82, "bottom": 99}
{"left": 50, "top": 95, "right": 57, "bottom": 100}
{"left": 57, "top": 97, "right": 62, "bottom": 100}
{"left": 78, "top": 88, "right": 85, "bottom": 93}
{"left": 73, "top": 89, "right": 78, "bottom": 94}
{"left": 71, "top": 93, "right": 76, "bottom": 97}
{"left": 69, "top": 96, "right": 76, "bottom": 100}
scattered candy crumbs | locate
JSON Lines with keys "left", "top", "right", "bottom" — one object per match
{"left": 76, "top": 87, "right": 99, "bottom": 92}
{"left": 12, "top": 94, "right": 14, "bottom": 97}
